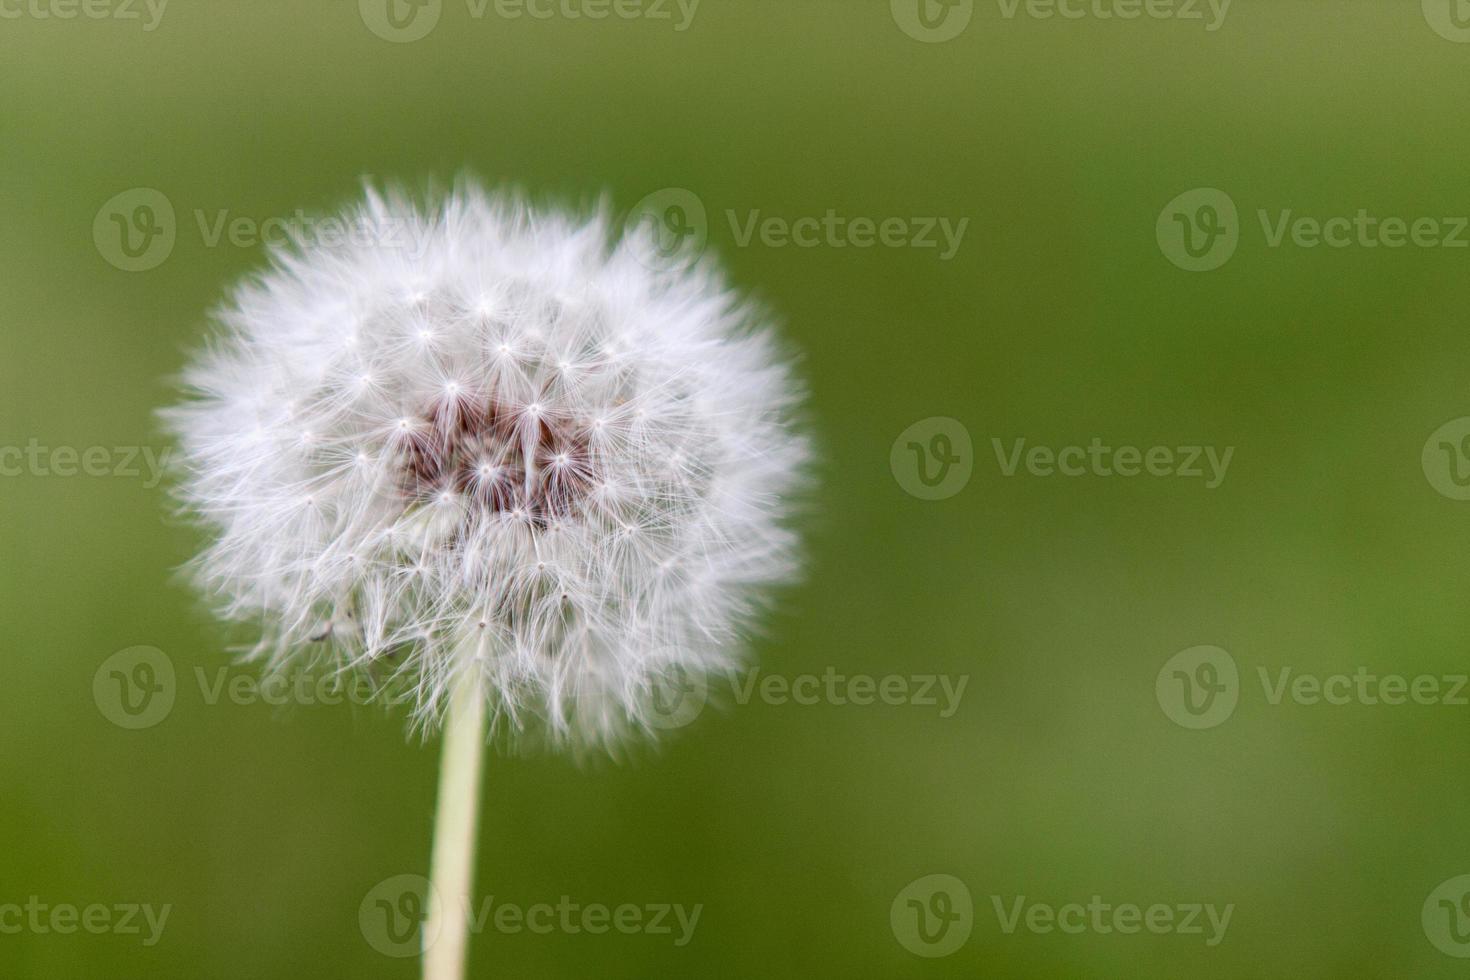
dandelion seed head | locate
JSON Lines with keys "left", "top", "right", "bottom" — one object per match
{"left": 161, "top": 181, "right": 811, "bottom": 754}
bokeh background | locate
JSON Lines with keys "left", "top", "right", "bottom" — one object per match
{"left": 5, "top": 1, "right": 1470, "bottom": 976}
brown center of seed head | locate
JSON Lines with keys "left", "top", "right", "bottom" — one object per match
{"left": 399, "top": 389, "right": 596, "bottom": 528}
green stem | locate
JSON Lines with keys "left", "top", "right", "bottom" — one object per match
{"left": 423, "top": 664, "right": 487, "bottom": 980}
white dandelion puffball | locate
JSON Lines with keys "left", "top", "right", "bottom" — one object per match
{"left": 164, "top": 182, "right": 810, "bottom": 752}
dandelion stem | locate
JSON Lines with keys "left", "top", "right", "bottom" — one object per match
{"left": 424, "top": 662, "right": 487, "bottom": 980}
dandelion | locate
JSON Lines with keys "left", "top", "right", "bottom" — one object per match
{"left": 162, "top": 181, "right": 811, "bottom": 978}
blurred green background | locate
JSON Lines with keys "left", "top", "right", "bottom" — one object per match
{"left": 5, "top": 1, "right": 1470, "bottom": 976}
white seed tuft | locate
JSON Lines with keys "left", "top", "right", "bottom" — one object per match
{"left": 161, "top": 181, "right": 811, "bottom": 754}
